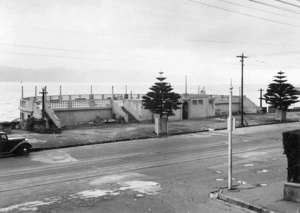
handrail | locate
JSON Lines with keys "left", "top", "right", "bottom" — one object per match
{"left": 112, "top": 100, "right": 129, "bottom": 122}
{"left": 44, "top": 103, "right": 62, "bottom": 129}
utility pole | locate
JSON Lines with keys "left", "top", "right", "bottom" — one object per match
{"left": 237, "top": 53, "right": 248, "bottom": 126}
{"left": 185, "top": 75, "right": 187, "bottom": 96}
{"left": 228, "top": 81, "right": 233, "bottom": 189}
{"left": 258, "top": 88, "right": 264, "bottom": 108}
{"left": 39, "top": 87, "right": 48, "bottom": 120}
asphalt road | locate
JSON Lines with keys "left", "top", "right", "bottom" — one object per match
{"left": 0, "top": 122, "right": 297, "bottom": 213}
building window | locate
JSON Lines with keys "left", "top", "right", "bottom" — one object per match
{"left": 198, "top": 100, "right": 203, "bottom": 105}
{"left": 209, "top": 100, "right": 213, "bottom": 105}
{"left": 192, "top": 100, "right": 197, "bottom": 105}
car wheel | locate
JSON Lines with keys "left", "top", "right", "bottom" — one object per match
{"left": 19, "top": 146, "right": 30, "bottom": 156}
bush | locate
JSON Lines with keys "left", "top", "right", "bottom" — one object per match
{"left": 0, "top": 121, "right": 12, "bottom": 134}
{"left": 25, "top": 117, "right": 36, "bottom": 132}
{"left": 25, "top": 117, "right": 60, "bottom": 134}
{"left": 282, "top": 129, "right": 300, "bottom": 183}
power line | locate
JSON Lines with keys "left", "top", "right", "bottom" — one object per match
{"left": 0, "top": 51, "right": 186, "bottom": 64}
{"left": 190, "top": 0, "right": 300, "bottom": 28}
{"left": 0, "top": 43, "right": 182, "bottom": 61}
{"left": 274, "top": 0, "right": 300, "bottom": 9}
{"left": 215, "top": 0, "right": 298, "bottom": 19}
{"left": 0, "top": 40, "right": 296, "bottom": 57}
{"left": 2, "top": 50, "right": 300, "bottom": 69}
{"left": 249, "top": 0, "right": 300, "bottom": 15}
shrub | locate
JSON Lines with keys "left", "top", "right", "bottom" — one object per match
{"left": 0, "top": 121, "right": 12, "bottom": 134}
{"left": 25, "top": 117, "right": 36, "bottom": 132}
{"left": 25, "top": 117, "right": 60, "bottom": 134}
{"left": 282, "top": 129, "right": 300, "bottom": 183}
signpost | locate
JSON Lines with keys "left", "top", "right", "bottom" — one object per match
{"left": 228, "top": 81, "right": 235, "bottom": 189}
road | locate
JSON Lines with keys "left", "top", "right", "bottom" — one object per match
{"left": 0, "top": 122, "right": 297, "bottom": 213}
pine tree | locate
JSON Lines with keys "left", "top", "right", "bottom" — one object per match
{"left": 264, "top": 71, "right": 299, "bottom": 110}
{"left": 142, "top": 73, "right": 181, "bottom": 119}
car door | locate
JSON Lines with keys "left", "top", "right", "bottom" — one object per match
{"left": 0, "top": 134, "right": 9, "bottom": 153}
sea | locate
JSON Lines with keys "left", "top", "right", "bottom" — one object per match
{"left": 1, "top": 82, "right": 299, "bottom": 122}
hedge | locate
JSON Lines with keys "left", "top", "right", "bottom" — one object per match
{"left": 283, "top": 129, "right": 300, "bottom": 183}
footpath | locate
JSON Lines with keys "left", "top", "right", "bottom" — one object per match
{"left": 7, "top": 112, "right": 300, "bottom": 213}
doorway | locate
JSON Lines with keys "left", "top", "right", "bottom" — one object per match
{"left": 182, "top": 101, "right": 189, "bottom": 120}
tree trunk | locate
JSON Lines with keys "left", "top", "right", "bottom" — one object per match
{"left": 275, "top": 109, "right": 287, "bottom": 122}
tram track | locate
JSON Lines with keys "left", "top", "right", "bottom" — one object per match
{"left": 0, "top": 142, "right": 281, "bottom": 193}
{"left": 0, "top": 135, "right": 276, "bottom": 179}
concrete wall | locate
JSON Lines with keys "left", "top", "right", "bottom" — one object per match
{"left": 54, "top": 108, "right": 112, "bottom": 126}
{"left": 243, "top": 96, "right": 259, "bottom": 114}
{"left": 123, "top": 99, "right": 153, "bottom": 122}
{"left": 124, "top": 99, "right": 182, "bottom": 122}
{"left": 189, "top": 98, "right": 215, "bottom": 118}
{"left": 215, "top": 103, "right": 240, "bottom": 115}
{"left": 214, "top": 95, "right": 258, "bottom": 115}
{"left": 124, "top": 97, "right": 215, "bottom": 122}
{"left": 168, "top": 108, "right": 182, "bottom": 121}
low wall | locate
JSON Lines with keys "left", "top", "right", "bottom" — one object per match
{"left": 215, "top": 103, "right": 240, "bottom": 115}
{"left": 54, "top": 108, "right": 112, "bottom": 126}
{"left": 284, "top": 182, "right": 300, "bottom": 203}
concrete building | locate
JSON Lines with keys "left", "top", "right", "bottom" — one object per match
{"left": 19, "top": 89, "right": 259, "bottom": 128}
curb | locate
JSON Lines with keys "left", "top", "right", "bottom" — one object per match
{"left": 213, "top": 190, "right": 282, "bottom": 213}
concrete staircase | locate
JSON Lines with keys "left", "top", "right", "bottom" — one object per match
{"left": 244, "top": 96, "right": 259, "bottom": 114}
{"left": 44, "top": 103, "right": 62, "bottom": 129}
{"left": 121, "top": 107, "right": 140, "bottom": 123}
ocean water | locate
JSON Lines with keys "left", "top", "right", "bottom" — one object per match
{"left": 1, "top": 82, "right": 298, "bottom": 122}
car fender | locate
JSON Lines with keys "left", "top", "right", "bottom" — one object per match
{"left": 11, "top": 141, "right": 32, "bottom": 153}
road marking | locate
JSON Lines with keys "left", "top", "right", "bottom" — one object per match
{"left": 119, "top": 180, "right": 161, "bottom": 195}
{"left": 244, "top": 164, "right": 254, "bottom": 167}
{"left": 90, "top": 172, "right": 145, "bottom": 185}
{"left": 257, "top": 169, "right": 268, "bottom": 173}
{"left": 0, "top": 197, "right": 62, "bottom": 212}
{"left": 235, "top": 151, "right": 267, "bottom": 158}
{"left": 30, "top": 150, "right": 77, "bottom": 164}
{"left": 69, "top": 189, "right": 120, "bottom": 199}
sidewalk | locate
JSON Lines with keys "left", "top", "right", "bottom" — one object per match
{"left": 214, "top": 180, "right": 300, "bottom": 213}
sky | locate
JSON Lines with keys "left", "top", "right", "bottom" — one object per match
{"left": 0, "top": 0, "right": 300, "bottom": 88}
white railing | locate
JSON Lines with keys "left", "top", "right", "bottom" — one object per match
{"left": 49, "top": 99, "right": 112, "bottom": 109}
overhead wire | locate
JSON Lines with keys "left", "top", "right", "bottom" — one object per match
{"left": 0, "top": 43, "right": 184, "bottom": 61}
{"left": 189, "top": 0, "right": 300, "bottom": 28}
{"left": 248, "top": 0, "right": 300, "bottom": 15}
{"left": 215, "top": 0, "right": 298, "bottom": 19}
{"left": 0, "top": 51, "right": 187, "bottom": 64}
{"left": 274, "top": 0, "right": 300, "bottom": 9}
{"left": 1, "top": 51, "right": 300, "bottom": 70}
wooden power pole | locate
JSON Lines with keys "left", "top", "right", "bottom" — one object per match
{"left": 237, "top": 53, "right": 248, "bottom": 126}
{"left": 258, "top": 88, "right": 264, "bottom": 108}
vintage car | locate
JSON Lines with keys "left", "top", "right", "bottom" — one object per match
{"left": 0, "top": 131, "right": 32, "bottom": 156}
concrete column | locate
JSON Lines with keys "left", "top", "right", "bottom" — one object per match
{"left": 21, "top": 86, "right": 24, "bottom": 99}
{"left": 35, "top": 86, "right": 37, "bottom": 98}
